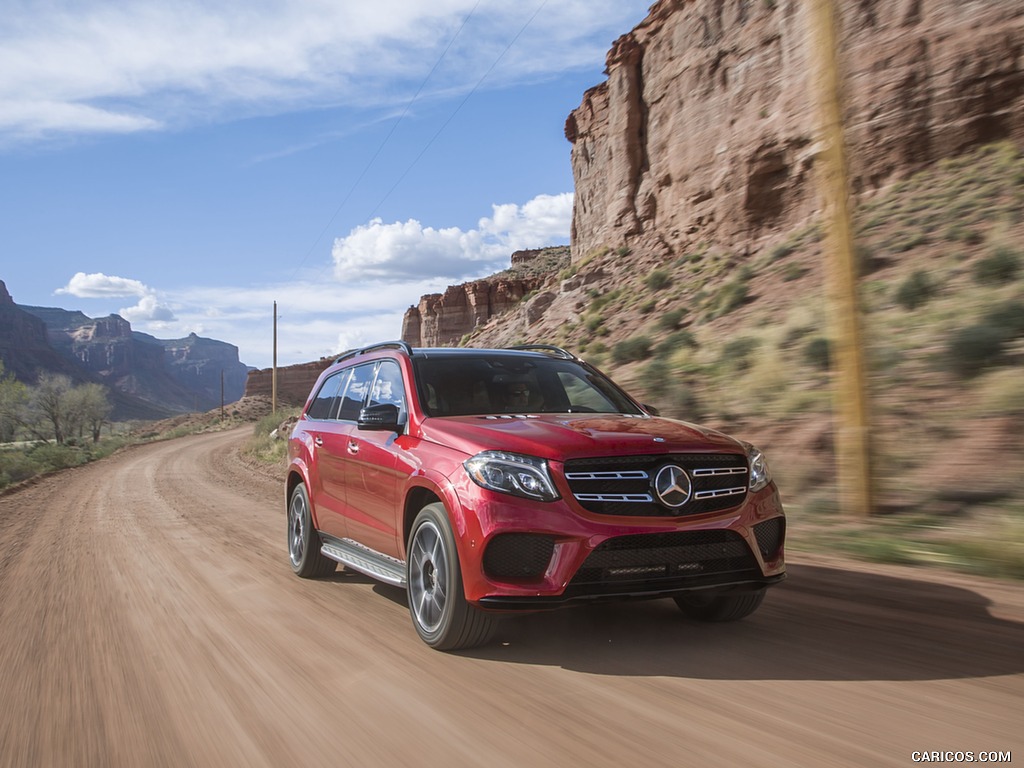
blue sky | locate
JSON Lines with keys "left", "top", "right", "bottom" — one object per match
{"left": 1, "top": 0, "right": 652, "bottom": 369}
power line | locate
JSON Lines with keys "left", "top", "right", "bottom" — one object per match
{"left": 361, "top": 0, "right": 550, "bottom": 224}
{"left": 289, "top": 0, "right": 483, "bottom": 280}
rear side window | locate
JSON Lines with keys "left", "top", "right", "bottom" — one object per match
{"left": 337, "top": 363, "right": 377, "bottom": 421}
{"left": 306, "top": 370, "right": 347, "bottom": 420}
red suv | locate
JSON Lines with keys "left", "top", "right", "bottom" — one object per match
{"left": 286, "top": 342, "right": 785, "bottom": 650}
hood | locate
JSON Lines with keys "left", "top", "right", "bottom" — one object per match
{"left": 417, "top": 413, "right": 743, "bottom": 462}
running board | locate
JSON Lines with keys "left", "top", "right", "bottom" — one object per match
{"left": 321, "top": 538, "right": 407, "bottom": 588}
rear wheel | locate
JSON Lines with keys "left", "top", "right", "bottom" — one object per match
{"left": 288, "top": 484, "right": 336, "bottom": 578}
{"left": 407, "top": 502, "right": 496, "bottom": 650}
{"left": 674, "top": 590, "right": 765, "bottom": 622}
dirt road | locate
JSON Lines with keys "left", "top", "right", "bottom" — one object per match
{"left": 1, "top": 428, "right": 1021, "bottom": 767}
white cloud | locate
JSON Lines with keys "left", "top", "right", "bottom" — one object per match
{"left": 57, "top": 271, "right": 177, "bottom": 322}
{"left": 120, "top": 294, "right": 177, "bottom": 323}
{"left": 57, "top": 271, "right": 151, "bottom": 298}
{"left": 332, "top": 192, "right": 571, "bottom": 282}
{"left": 0, "top": 1, "right": 651, "bottom": 142}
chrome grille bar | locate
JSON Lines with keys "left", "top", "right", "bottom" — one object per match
{"left": 693, "top": 486, "right": 747, "bottom": 500}
{"left": 564, "top": 470, "right": 649, "bottom": 481}
{"left": 574, "top": 493, "right": 654, "bottom": 503}
{"left": 691, "top": 467, "right": 748, "bottom": 476}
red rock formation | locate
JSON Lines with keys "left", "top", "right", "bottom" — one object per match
{"left": 244, "top": 359, "right": 333, "bottom": 406}
{"left": 566, "top": 0, "right": 1024, "bottom": 262}
{"left": 401, "top": 277, "right": 546, "bottom": 348}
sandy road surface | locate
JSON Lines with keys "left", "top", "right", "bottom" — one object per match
{"left": 1, "top": 427, "right": 1022, "bottom": 767}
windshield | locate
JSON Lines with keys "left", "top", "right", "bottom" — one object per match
{"left": 413, "top": 354, "right": 643, "bottom": 417}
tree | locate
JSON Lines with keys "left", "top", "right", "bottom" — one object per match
{"left": 0, "top": 360, "right": 29, "bottom": 443}
{"left": 31, "top": 373, "right": 73, "bottom": 444}
{"left": 77, "top": 383, "right": 112, "bottom": 442}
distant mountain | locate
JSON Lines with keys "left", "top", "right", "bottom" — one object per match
{"left": 1, "top": 279, "right": 249, "bottom": 419}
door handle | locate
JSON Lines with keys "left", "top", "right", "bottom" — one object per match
{"left": 314, "top": 435, "right": 323, "bottom": 446}
{"left": 347, "top": 441, "right": 359, "bottom": 455}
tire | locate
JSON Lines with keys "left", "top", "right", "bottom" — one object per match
{"left": 406, "top": 502, "right": 496, "bottom": 650}
{"left": 288, "top": 483, "right": 336, "bottom": 578}
{"left": 674, "top": 590, "right": 765, "bottom": 622}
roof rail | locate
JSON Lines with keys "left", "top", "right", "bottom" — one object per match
{"left": 507, "top": 344, "right": 578, "bottom": 361}
{"left": 334, "top": 340, "right": 413, "bottom": 365}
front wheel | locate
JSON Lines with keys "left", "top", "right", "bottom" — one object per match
{"left": 288, "top": 483, "right": 336, "bottom": 578}
{"left": 674, "top": 590, "right": 765, "bottom": 622}
{"left": 406, "top": 502, "right": 496, "bottom": 650}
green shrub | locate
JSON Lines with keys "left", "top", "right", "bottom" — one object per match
{"left": 719, "top": 337, "right": 761, "bottom": 372}
{"left": 803, "top": 337, "right": 831, "bottom": 370}
{"left": 782, "top": 263, "right": 808, "bottom": 282}
{"left": 895, "top": 270, "right": 936, "bottom": 310}
{"left": 645, "top": 269, "right": 672, "bottom": 291}
{"left": 768, "top": 243, "right": 795, "bottom": 261}
{"left": 707, "top": 279, "right": 749, "bottom": 317}
{"left": 612, "top": 336, "right": 653, "bottom": 364}
{"left": 0, "top": 452, "right": 39, "bottom": 488}
{"left": 656, "top": 330, "right": 698, "bottom": 356}
{"left": 657, "top": 308, "right": 687, "bottom": 330}
{"left": 984, "top": 299, "right": 1024, "bottom": 338}
{"left": 973, "top": 246, "right": 1021, "bottom": 284}
{"left": 642, "top": 359, "right": 672, "bottom": 398}
{"left": 945, "top": 323, "right": 1008, "bottom": 377}
{"left": 639, "top": 299, "right": 657, "bottom": 315}
{"left": 26, "top": 442, "right": 83, "bottom": 472}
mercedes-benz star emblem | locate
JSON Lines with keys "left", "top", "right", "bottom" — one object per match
{"left": 653, "top": 464, "right": 692, "bottom": 509}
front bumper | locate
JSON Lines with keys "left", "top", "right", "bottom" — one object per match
{"left": 450, "top": 472, "right": 787, "bottom": 607}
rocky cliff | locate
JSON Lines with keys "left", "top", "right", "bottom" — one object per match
{"left": 244, "top": 359, "right": 333, "bottom": 407}
{"left": 565, "top": 0, "right": 1024, "bottom": 262}
{"left": 400, "top": 247, "right": 568, "bottom": 347}
{"left": 7, "top": 286, "right": 250, "bottom": 417}
{"left": 0, "top": 280, "right": 83, "bottom": 383}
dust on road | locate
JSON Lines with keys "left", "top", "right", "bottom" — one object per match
{"left": 1, "top": 428, "right": 1021, "bottom": 767}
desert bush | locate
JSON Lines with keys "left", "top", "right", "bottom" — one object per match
{"left": 611, "top": 336, "right": 653, "bottom": 364}
{"left": 895, "top": 270, "right": 936, "bottom": 310}
{"left": 984, "top": 299, "right": 1024, "bottom": 338}
{"left": 0, "top": 451, "right": 39, "bottom": 489}
{"left": 656, "top": 330, "right": 698, "bottom": 357}
{"left": 657, "top": 308, "right": 687, "bottom": 330}
{"left": 26, "top": 442, "right": 83, "bottom": 472}
{"left": 639, "top": 299, "right": 657, "bottom": 315}
{"left": 944, "top": 323, "right": 1008, "bottom": 377}
{"left": 782, "top": 263, "right": 808, "bottom": 282}
{"left": 973, "top": 246, "right": 1021, "bottom": 284}
{"left": 645, "top": 269, "right": 672, "bottom": 291}
{"left": 641, "top": 359, "right": 672, "bottom": 398}
{"left": 803, "top": 337, "right": 831, "bottom": 370}
{"left": 718, "top": 337, "right": 761, "bottom": 372}
{"left": 707, "top": 278, "right": 749, "bottom": 318}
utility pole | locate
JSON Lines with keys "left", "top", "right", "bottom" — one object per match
{"left": 811, "top": 0, "right": 873, "bottom": 516}
{"left": 272, "top": 301, "right": 278, "bottom": 416}
{"left": 220, "top": 369, "right": 225, "bottom": 420}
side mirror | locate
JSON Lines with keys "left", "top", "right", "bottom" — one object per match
{"left": 357, "top": 403, "right": 403, "bottom": 432}
{"left": 642, "top": 403, "right": 661, "bottom": 417}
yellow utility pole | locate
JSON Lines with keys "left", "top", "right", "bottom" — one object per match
{"left": 272, "top": 301, "right": 278, "bottom": 416}
{"left": 810, "top": 0, "right": 873, "bottom": 516}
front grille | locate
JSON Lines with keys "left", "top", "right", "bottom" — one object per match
{"left": 563, "top": 453, "right": 749, "bottom": 517}
{"left": 482, "top": 533, "right": 555, "bottom": 581}
{"left": 564, "top": 529, "right": 761, "bottom": 598}
{"left": 752, "top": 517, "right": 785, "bottom": 560}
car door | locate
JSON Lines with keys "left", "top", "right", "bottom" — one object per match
{"left": 302, "top": 369, "right": 350, "bottom": 540}
{"left": 343, "top": 360, "right": 409, "bottom": 559}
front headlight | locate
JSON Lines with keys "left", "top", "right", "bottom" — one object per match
{"left": 463, "top": 451, "right": 559, "bottom": 502}
{"left": 743, "top": 442, "right": 772, "bottom": 493}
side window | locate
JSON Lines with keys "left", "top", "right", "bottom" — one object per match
{"left": 306, "top": 371, "right": 345, "bottom": 420}
{"left": 368, "top": 360, "right": 407, "bottom": 420}
{"left": 336, "top": 363, "right": 376, "bottom": 421}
